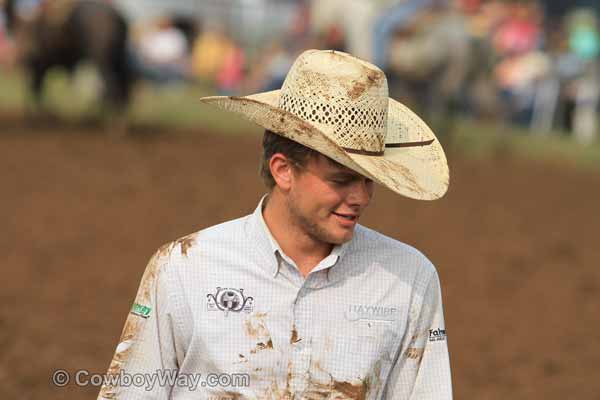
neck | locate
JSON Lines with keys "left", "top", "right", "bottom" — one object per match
{"left": 262, "top": 191, "right": 333, "bottom": 276}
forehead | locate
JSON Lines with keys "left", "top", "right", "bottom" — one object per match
{"left": 309, "top": 153, "right": 362, "bottom": 176}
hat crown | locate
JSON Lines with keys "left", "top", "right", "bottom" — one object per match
{"left": 278, "top": 50, "right": 389, "bottom": 154}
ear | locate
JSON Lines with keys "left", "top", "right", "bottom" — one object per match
{"left": 269, "top": 153, "right": 295, "bottom": 191}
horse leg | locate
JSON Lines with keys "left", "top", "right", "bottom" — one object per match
{"left": 25, "top": 63, "right": 52, "bottom": 122}
{"left": 29, "top": 65, "right": 45, "bottom": 110}
{"left": 99, "top": 63, "right": 130, "bottom": 136}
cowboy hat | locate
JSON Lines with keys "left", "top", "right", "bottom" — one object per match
{"left": 199, "top": 49, "right": 449, "bottom": 200}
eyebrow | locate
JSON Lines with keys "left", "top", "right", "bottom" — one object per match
{"left": 326, "top": 170, "right": 365, "bottom": 180}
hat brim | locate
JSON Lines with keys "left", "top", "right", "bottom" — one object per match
{"left": 199, "top": 90, "right": 449, "bottom": 200}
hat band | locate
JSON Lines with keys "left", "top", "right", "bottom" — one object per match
{"left": 342, "top": 138, "right": 434, "bottom": 156}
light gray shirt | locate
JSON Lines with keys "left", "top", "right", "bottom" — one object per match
{"left": 98, "top": 195, "right": 452, "bottom": 400}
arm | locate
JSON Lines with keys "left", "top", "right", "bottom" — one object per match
{"left": 98, "top": 243, "right": 181, "bottom": 400}
{"left": 384, "top": 268, "right": 452, "bottom": 400}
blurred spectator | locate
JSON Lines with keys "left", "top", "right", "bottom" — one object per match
{"left": 495, "top": 50, "right": 552, "bottom": 124}
{"left": 457, "top": 0, "right": 482, "bottom": 15}
{"left": 216, "top": 40, "right": 245, "bottom": 95}
{"left": 244, "top": 41, "right": 295, "bottom": 93}
{"left": 242, "top": 2, "right": 310, "bottom": 94}
{"left": 557, "top": 8, "right": 600, "bottom": 142}
{"left": 0, "top": 8, "right": 14, "bottom": 66}
{"left": 492, "top": 3, "right": 543, "bottom": 56}
{"left": 491, "top": 2, "right": 547, "bottom": 125}
{"left": 381, "top": 2, "right": 471, "bottom": 125}
{"left": 171, "top": 15, "right": 200, "bottom": 55}
{"left": 566, "top": 8, "right": 600, "bottom": 61}
{"left": 310, "top": 0, "right": 384, "bottom": 61}
{"left": 467, "top": 0, "right": 510, "bottom": 41}
{"left": 139, "top": 19, "right": 187, "bottom": 65}
{"left": 290, "top": 0, "right": 311, "bottom": 43}
{"left": 136, "top": 17, "right": 189, "bottom": 83}
{"left": 320, "top": 24, "right": 346, "bottom": 52}
{"left": 191, "top": 26, "right": 234, "bottom": 84}
{"left": 372, "top": 0, "right": 435, "bottom": 69}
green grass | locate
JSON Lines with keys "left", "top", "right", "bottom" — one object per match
{"left": 452, "top": 119, "right": 600, "bottom": 171}
{"left": 0, "top": 65, "right": 260, "bottom": 136}
{"left": 129, "top": 83, "right": 259, "bottom": 135}
{"left": 0, "top": 65, "right": 598, "bottom": 170}
{"left": 0, "top": 67, "right": 26, "bottom": 108}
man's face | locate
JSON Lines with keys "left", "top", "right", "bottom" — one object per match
{"left": 286, "top": 154, "right": 374, "bottom": 245}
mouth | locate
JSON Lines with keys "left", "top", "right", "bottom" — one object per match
{"left": 331, "top": 211, "right": 359, "bottom": 223}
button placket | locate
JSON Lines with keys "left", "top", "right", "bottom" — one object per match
{"left": 289, "top": 284, "right": 313, "bottom": 394}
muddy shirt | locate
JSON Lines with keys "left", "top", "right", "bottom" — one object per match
{"left": 98, "top": 196, "right": 452, "bottom": 400}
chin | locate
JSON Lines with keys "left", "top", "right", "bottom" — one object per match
{"left": 328, "top": 229, "right": 355, "bottom": 245}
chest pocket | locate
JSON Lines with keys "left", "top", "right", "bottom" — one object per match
{"left": 316, "top": 319, "right": 400, "bottom": 382}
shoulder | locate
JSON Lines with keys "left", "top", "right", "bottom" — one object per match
{"left": 154, "top": 214, "right": 251, "bottom": 262}
{"left": 132, "top": 216, "right": 252, "bottom": 306}
{"left": 352, "top": 224, "right": 438, "bottom": 280}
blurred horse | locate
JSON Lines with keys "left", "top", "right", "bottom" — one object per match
{"left": 3, "top": 0, "right": 132, "bottom": 115}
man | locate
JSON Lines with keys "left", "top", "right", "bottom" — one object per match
{"left": 98, "top": 49, "right": 452, "bottom": 400}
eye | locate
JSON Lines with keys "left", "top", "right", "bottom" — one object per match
{"left": 330, "top": 178, "right": 352, "bottom": 186}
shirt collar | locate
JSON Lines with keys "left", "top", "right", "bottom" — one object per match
{"left": 248, "top": 194, "right": 351, "bottom": 278}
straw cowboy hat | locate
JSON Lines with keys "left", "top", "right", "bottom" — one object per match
{"left": 200, "top": 49, "right": 449, "bottom": 200}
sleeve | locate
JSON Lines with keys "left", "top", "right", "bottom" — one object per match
{"left": 98, "top": 243, "right": 182, "bottom": 400}
{"left": 383, "top": 268, "right": 453, "bottom": 400}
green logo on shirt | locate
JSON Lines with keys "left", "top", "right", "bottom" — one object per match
{"left": 131, "top": 303, "right": 152, "bottom": 319}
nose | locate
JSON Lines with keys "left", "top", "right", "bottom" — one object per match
{"left": 347, "top": 178, "right": 373, "bottom": 208}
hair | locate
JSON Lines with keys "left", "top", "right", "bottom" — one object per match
{"left": 259, "top": 130, "right": 318, "bottom": 189}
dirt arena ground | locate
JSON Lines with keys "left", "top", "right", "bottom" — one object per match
{"left": 1, "top": 119, "right": 599, "bottom": 400}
